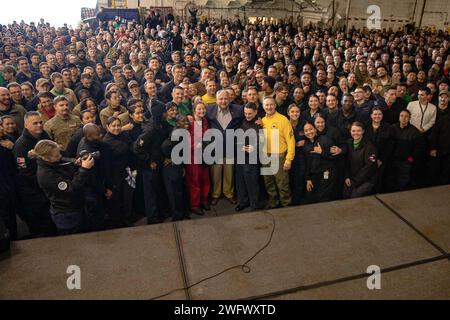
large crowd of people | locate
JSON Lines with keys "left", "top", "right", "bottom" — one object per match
{"left": 0, "top": 12, "right": 449, "bottom": 238}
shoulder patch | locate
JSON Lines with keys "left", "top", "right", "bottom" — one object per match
{"left": 58, "top": 181, "right": 68, "bottom": 191}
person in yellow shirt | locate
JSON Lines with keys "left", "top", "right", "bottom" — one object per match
{"left": 201, "top": 79, "right": 217, "bottom": 107}
{"left": 261, "top": 97, "right": 295, "bottom": 208}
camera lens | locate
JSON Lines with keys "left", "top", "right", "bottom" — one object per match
{"left": 79, "top": 150, "right": 91, "bottom": 160}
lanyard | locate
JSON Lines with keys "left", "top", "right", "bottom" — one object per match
{"left": 418, "top": 101, "right": 428, "bottom": 130}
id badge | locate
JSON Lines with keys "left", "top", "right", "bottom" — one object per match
{"left": 324, "top": 170, "right": 329, "bottom": 180}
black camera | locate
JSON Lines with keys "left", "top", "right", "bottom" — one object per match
{"left": 79, "top": 150, "right": 101, "bottom": 161}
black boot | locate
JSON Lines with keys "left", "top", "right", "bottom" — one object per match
{"left": 191, "top": 208, "right": 205, "bottom": 216}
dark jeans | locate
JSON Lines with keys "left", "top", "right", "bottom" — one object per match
{"left": 236, "top": 164, "right": 260, "bottom": 208}
{"left": 106, "top": 177, "right": 133, "bottom": 228}
{"left": 343, "top": 182, "right": 375, "bottom": 199}
{"left": 84, "top": 190, "right": 106, "bottom": 232}
{"left": 132, "top": 171, "right": 145, "bottom": 217}
{"left": 141, "top": 167, "right": 162, "bottom": 224}
{"left": 386, "top": 160, "right": 412, "bottom": 192}
{"left": 429, "top": 154, "right": 450, "bottom": 186}
{"left": 0, "top": 193, "right": 18, "bottom": 240}
{"left": 412, "top": 160, "right": 430, "bottom": 189}
{"left": 18, "top": 192, "right": 56, "bottom": 237}
{"left": 162, "top": 164, "right": 185, "bottom": 221}
{"left": 50, "top": 211, "right": 83, "bottom": 235}
{"left": 0, "top": 215, "right": 11, "bottom": 253}
{"left": 374, "top": 162, "right": 387, "bottom": 194}
{"left": 333, "top": 157, "right": 346, "bottom": 200}
{"left": 289, "top": 158, "right": 305, "bottom": 205}
{"left": 305, "top": 168, "right": 337, "bottom": 204}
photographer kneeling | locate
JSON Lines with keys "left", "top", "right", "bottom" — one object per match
{"left": 34, "top": 140, "right": 94, "bottom": 235}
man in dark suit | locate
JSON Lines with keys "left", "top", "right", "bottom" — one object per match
{"left": 205, "top": 90, "right": 243, "bottom": 205}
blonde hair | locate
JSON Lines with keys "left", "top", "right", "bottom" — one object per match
{"left": 31, "top": 140, "right": 59, "bottom": 159}
{"left": 192, "top": 100, "right": 206, "bottom": 112}
{"left": 192, "top": 95, "right": 203, "bottom": 105}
